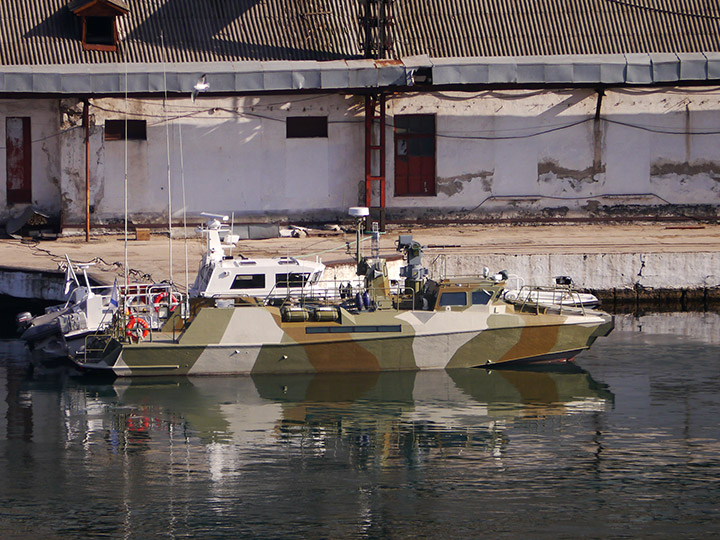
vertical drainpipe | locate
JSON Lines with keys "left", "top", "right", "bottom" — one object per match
{"left": 593, "top": 88, "right": 605, "bottom": 177}
{"left": 83, "top": 99, "right": 90, "bottom": 242}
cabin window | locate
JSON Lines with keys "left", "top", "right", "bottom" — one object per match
{"left": 105, "top": 120, "right": 147, "bottom": 141}
{"left": 5, "top": 117, "right": 31, "bottom": 204}
{"left": 438, "top": 292, "right": 467, "bottom": 307}
{"left": 394, "top": 114, "right": 436, "bottom": 196}
{"left": 472, "top": 290, "right": 493, "bottom": 305}
{"left": 230, "top": 274, "right": 266, "bottom": 290}
{"left": 276, "top": 273, "right": 310, "bottom": 288}
{"left": 287, "top": 116, "right": 328, "bottom": 138}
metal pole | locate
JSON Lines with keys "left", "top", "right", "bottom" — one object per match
{"left": 83, "top": 99, "right": 90, "bottom": 242}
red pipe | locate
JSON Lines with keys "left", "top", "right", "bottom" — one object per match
{"left": 83, "top": 100, "right": 90, "bottom": 242}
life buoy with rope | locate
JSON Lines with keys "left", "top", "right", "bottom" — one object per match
{"left": 125, "top": 315, "right": 150, "bottom": 342}
{"left": 152, "top": 292, "right": 179, "bottom": 312}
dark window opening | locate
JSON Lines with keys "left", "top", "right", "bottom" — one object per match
{"left": 438, "top": 292, "right": 467, "bottom": 307}
{"left": 394, "top": 114, "right": 436, "bottom": 196}
{"left": 85, "top": 16, "right": 115, "bottom": 45}
{"left": 472, "top": 290, "right": 493, "bottom": 305}
{"left": 287, "top": 116, "right": 328, "bottom": 138}
{"left": 276, "top": 273, "right": 310, "bottom": 288}
{"left": 105, "top": 120, "right": 147, "bottom": 141}
{"left": 230, "top": 274, "right": 266, "bottom": 290}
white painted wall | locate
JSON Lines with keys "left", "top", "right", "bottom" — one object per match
{"left": 3, "top": 86, "right": 719, "bottom": 229}
{"left": 0, "top": 99, "right": 62, "bottom": 223}
{"left": 73, "top": 94, "right": 366, "bottom": 225}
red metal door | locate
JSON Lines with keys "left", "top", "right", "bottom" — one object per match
{"left": 394, "top": 115, "right": 435, "bottom": 196}
{"left": 6, "top": 117, "right": 31, "bottom": 204}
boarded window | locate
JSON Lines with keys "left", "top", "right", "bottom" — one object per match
{"left": 105, "top": 120, "right": 147, "bottom": 141}
{"left": 6, "top": 117, "right": 31, "bottom": 204}
{"left": 394, "top": 114, "right": 436, "bottom": 196}
{"left": 287, "top": 116, "right": 328, "bottom": 138}
{"left": 230, "top": 274, "right": 266, "bottom": 290}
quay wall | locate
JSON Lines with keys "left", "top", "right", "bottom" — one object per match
{"left": 325, "top": 251, "right": 719, "bottom": 290}
{"left": 325, "top": 251, "right": 720, "bottom": 306}
{"left": 1, "top": 251, "right": 718, "bottom": 305}
{"left": 425, "top": 252, "right": 720, "bottom": 291}
{"left": 0, "top": 268, "right": 66, "bottom": 301}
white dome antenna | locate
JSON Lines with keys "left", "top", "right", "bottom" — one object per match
{"left": 349, "top": 206, "right": 369, "bottom": 217}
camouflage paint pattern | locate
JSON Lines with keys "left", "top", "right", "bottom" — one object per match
{"left": 75, "top": 292, "right": 614, "bottom": 377}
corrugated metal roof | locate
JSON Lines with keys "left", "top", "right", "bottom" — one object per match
{"left": 0, "top": 0, "right": 361, "bottom": 65}
{"left": 391, "top": 0, "right": 720, "bottom": 58}
{"left": 1, "top": 1, "right": 719, "bottom": 66}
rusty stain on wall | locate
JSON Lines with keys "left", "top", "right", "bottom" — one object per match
{"left": 436, "top": 171, "right": 493, "bottom": 196}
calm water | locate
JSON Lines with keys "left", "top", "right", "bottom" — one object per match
{"left": 1, "top": 313, "right": 719, "bottom": 539}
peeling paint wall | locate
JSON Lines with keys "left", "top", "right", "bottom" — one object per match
{"left": 0, "top": 99, "right": 62, "bottom": 223}
{"left": 3, "top": 86, "right": 720, "bottom": 229}
{"left": 385, "top": 87, "right": 720, "bottom": 219}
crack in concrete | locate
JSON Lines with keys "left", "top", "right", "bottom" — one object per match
{"left": 637, "top": 254, "right": 646, "bottom": 279}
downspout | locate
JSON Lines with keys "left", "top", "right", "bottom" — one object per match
{"left": 83, "top": 99, "right": 90, "bottom": 242}
{"left": 593, "top": 88, "right": 605, "bottom": 178}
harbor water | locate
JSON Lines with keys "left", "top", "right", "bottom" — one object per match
{"left": 1, "top": 312, "right": 719, "bottom": 539}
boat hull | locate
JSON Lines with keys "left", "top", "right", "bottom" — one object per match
{"left": 72, "top": 304, "right": 614, "bottom": 377}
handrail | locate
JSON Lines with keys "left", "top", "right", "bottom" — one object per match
{"left": 509, "top": 284, "right": 587, "bottom": 315}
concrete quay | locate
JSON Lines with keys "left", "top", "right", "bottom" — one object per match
{"left": 0, "top": 222, "right": 719, "bottom": 307}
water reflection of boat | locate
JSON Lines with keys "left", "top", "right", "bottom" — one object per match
{"left": 446, "top": 365, "right": 614, "bottom": 418}
{"left": 66, "top": 368, "right": 612, "bottom": 456}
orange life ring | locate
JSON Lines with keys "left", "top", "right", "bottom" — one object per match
{"left": 152, "top": 292, "right": 179, "bottom": 312}
{"left": 125, "top": 315, "right": 150, "bottom": 342}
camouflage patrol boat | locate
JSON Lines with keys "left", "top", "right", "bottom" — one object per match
{"left": 71, "top": 218, "right": 614, "bottom": 377}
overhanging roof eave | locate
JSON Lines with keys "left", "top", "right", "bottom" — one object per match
{"left": 1, "top": 53, "right": 719, "bottom": 96}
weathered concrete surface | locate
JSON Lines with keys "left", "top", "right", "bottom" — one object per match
{"left": 427, "top": 252, "right": 720, "bottom": 290}
{"left": 0, "top": 268, "right": 66, "bottom": 301}
{"left": 0, "top": 222, "right": 718, "bottom": 298}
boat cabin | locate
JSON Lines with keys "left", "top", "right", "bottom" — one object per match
{"left": 192, "top": 255, "right": 325, "bottom": 299}
{"left": 190, "top": 217, "right": 325, "bottom": 299}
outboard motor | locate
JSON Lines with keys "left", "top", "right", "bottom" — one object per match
{"left": 16, "top": 312, "right": 32, "bottom": 333}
